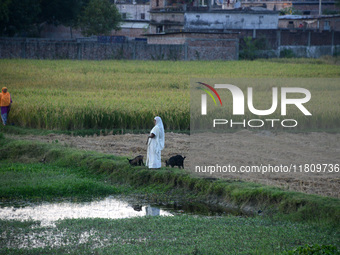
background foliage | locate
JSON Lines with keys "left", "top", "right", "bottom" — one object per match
{"left": 0, "top": 0, "right": 121, "bottom": 37}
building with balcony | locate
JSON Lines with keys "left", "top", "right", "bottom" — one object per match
{"left": 147, "top": 0, "right": 279, "bottom": 34}
{"left": 279, "top": 14, "right": 340, "bottom": 31}
{"left": 114, "top": 0, "right": 151, "bottom": 37}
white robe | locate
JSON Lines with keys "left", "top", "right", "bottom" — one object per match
{"left": 146, "top": 125, "right": 162, "bottom": 168}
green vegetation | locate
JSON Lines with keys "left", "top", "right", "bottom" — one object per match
{"left": 0, "top": 0, "right": 121, "bottom": 37}
{"left": 266, "top": 55, "right": 340, "bottom": 65}
{"left": 0, "top": 0, "right": 41, "bottom": 37}
{"left": 0, "top": 59, "right": 339, "bottom": 131}
{"left": 285, "top": 244, "right": 340, "bottom": 255}
{"left": 0, "top": 136, "right": 339, "bottom": 253}
{"left": 78, "top": 0, "right": 122, "bottom": 37}
{"left": 239, "top": 36, "right": 273, "bottom": 60}
{"left": 279, "top": 6, "right": 302, "bottom": 15}
{"left": 1, "top": 137, "right": 339, "bottom": 226}
{"left": 1, "top": 59, "right": 339, "bottom": 253}
{"left": 0, "top": 162, "right": 126, "bottom": 201}
{"left": 1, "top": 216, "right": 339, "bottom": 254}
{"left": 0, "top": 125, "right": 155, "bottom": 137}
{"left": 280, "top": 49, "right": 296, "bottom": 59}
{"left": 190, "top": 76, "right": 340, "bottom": 131}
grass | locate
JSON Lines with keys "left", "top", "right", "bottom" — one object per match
{"left": 190, "top": 77, "right": 340, "bottom": 130}
{"left": 1, "top": 58, "right": 339, "bottom": 253}
{"left": 0, "top": 162, "right": 127, "bottom": 201}
{"left": 1, "top": 59, "right": 339, "bottom": 131}
{"left": 265, "top": 55, "right": 340, "bottom": 65}
{"left": 0, "top": 216, "right": 339, "bottom": 254}
{"left": 0, "top": 125, "right": 189, "bottom": 137}
{"left": 0, "top": 135, "right": 339, "bottom": 253}
{"left": 1, "top": 137, "right": 339, "bottom": 227}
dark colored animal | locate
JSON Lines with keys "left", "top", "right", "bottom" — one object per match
{"left": 132, "top": 204, "right": 143, "bottom": 211}
{"left": 165, "top": 155, "right": 186, "bottom": 169}
{"left": 127, "top": 155, "right": 144, "bottom": 166}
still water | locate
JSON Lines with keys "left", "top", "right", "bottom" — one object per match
{"left": 0, "top": 196, "right": 244, "bottom": 249}
{"left": 0, "top": 196, "right": 173, "bottom": 226}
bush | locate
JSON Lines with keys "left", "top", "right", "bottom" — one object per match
{"left": 280, "top": 49, "right": 296, "bottom": 58}
{"left": 239, "top": 36, "right": 270, "bottom": 60}
{"left": 284, "top": 244, "right": 340, "bottom": 255}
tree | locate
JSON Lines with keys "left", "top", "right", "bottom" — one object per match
{"left": 3, "top": 0, "right": 41, "bottom": 36}
{"left": 40, "top": 0, "right": 87, "bottom": 38}
{"left": 279, "top": 6, "right": 302, "bottom": 16}
{"left": 78, "top": 0, "right": 121, "bottom": 37}
{"left": 40, "top": 0, "right": 86, "bottom": 26}
{"left": 0, "top": 0, "right": 11, "bottom": 35}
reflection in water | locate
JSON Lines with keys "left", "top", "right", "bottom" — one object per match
{"left": 132, "top": 204, "right": 143, "bottom": 211}
{"left": 0, "top": 197, "right": 245, "bottom": 250}
{"left": 145, "top": 206, "right": 160, "bottom": 216}
{"left": 0, "top": 196, "right": 173, "bottom": 226}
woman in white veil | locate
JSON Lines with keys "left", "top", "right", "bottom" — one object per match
{"left": 146, "top": 116, "right": 165, "bottom": 169}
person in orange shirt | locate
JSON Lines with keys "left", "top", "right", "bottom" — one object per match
{"left": 0, "top": 87, "right": 12, "bottom": 126}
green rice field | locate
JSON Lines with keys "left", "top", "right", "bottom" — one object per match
{"left": 0, "top": 58, "right": 339, "bottom": 131}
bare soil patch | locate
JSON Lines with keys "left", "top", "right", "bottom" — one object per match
{"left": 8, "top": 131, "right": 340, "bottom": 198}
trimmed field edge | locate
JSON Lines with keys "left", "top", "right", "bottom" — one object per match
{"left": 0, "top": 136, "right": 339, "bottom": 227}
{"left": 0, "top": 125, "right": 189, "bottom": 136}
{"left": 1, "top": 125, "right": 340, "bottom": 137}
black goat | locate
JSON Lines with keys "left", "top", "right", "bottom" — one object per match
{"left": 165, "top": 155, "right": 186, "bottom": 169}
{"left": 127, "top": 155, "right": 144, "bottom": 166}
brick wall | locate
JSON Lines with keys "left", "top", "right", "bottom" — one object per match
{"left": 236, "top": 29, "right": 340, "bottom": 57}
{"left": 0, "top": 38, "right": 210, "bottom": 60}
{"left": 236, "top": 29, "right": 340, "bottom": 48}
{"left": 148, "top": 34, "right": 187, "bottom": 44}
{"left": 186, "top": 39, "right": 238, "bottom": 60}
{"left": 334, "top": 31, "right": 340, "bottom": 45}
{"left": 1, "top": 30, "right": 339, "bottom": 61}
{"left": 147, "top": 32, "right": 239, "bottom": 60}
{"left": 113, "top": 28, "right": 147, "bottom": 38}
{"left": 293, "top": 3, "right": 340, "bottom": 16}
{"left": 310, "top": 31, "right": 333, "bottom": 45}
{"left": 281, "top": 30, "right": 309, "bottom": 46}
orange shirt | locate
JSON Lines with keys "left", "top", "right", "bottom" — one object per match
{"left": 0, "top": 92, "right": 11, "bottom": 107}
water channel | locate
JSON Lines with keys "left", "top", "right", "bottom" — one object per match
{"left": 0, "top": 196, "right": 243, "bottom": 227}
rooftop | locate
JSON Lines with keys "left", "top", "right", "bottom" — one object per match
{"left": 279, "top": 14, "right": 340, "bottom": 19}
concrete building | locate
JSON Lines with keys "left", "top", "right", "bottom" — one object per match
{"left": 292, "top": 0, "right": 340, "bottom": 16}
{"left": 144, "top": 0, "right": 279, "bottom": 61}
{"left": 279, "top": 14, "right": 340, "bottom": 31}
{"left": 148, "top": 0, "right": 279, "bottom": 34}
{"left": 145, "top": 0, "right": 279, "bottom": 60}
{"left": 115, "top": 0, "right": 151, "bottom": 20}
{"left": 241, "top": 0, "right": 292, "bottom": 11}
{"left": 185, "top": 8, "right": 279, "bottom": 31}
{"left": 228, "top": 0, "right": 340, "bottom": 15}
{"left": 114, "top": 0, "right": 151, "bottom": 37}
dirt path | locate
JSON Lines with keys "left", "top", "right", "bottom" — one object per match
{"left": 8, "top": 131, "right": 340, "bottom": 198}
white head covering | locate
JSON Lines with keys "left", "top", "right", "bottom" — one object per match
{"left": 154, "top": 116, "right": 165, "bottom": 150}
